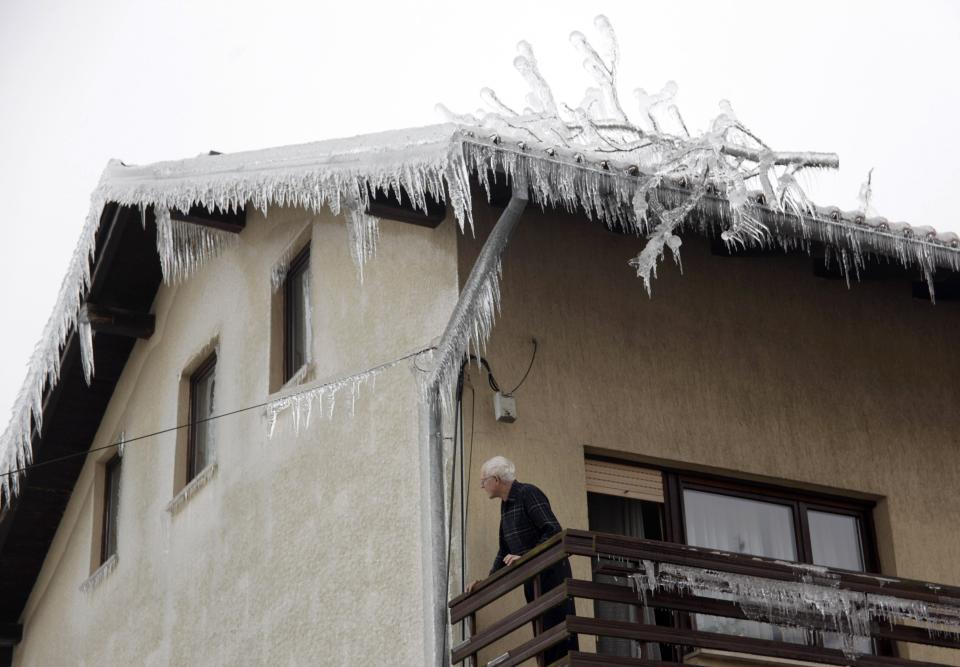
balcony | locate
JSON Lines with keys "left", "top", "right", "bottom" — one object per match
{"left": 448, "top": 529, "right": 960, "bottom": 667}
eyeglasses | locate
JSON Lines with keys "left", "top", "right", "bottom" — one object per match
{"left": 479, "top": 475, "right": 497, "bottom": 488}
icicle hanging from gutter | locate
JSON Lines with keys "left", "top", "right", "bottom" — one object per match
{"left": 154, "top": 207, "right": 240, "bottom": 285}
{"left": 346, "top": 207, "right": 381, "bottom": 282}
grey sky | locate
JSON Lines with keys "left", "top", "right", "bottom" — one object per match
{"left": 1, "top": 0, "right": 958, "bottom": 418}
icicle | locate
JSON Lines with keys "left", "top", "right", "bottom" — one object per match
{"left": 155, "top": 206, "right": 239, "bottom": 285}
{"left": 78, "top": 319, "right": 95, "bottom": 385}
{"left": 264, "top": 347, "right": 433, "bottom": 437}
{"left": 270, "top": 222, "right": 313, "bottom": 291}
{"left": 79, "top": 553, "right": 118, "bottom": 593}
{"left": 626, "top": 560, "right": 960, "bottom": 659}
{"left": 346, "top": 206, "right": 381, "bottom": 282}
{"left": 6, "top": 16, "right": 960, "bottom": 510}
{"left": 165, "top": 461, "right": 218, "bottom": 516}
{"left": 629, "top": 184, "right": 705, "bottom": 295}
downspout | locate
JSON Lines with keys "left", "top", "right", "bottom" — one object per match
{"left": 421, "top": 192, "right": 528, "bottom": 666}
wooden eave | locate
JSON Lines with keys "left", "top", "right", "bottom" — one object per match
{"left": 0, "top": 204, "right": 163, "bottom": 636}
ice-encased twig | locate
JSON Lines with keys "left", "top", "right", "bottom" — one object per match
{"left": 3, "top": 15, "right": 960, "bottom": 508}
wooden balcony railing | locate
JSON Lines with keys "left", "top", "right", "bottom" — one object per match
{"left": 448, "top": 529, "right": 960, "bottom": 667}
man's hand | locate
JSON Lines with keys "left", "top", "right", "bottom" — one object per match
{"left": 502, "top": 554, "right": 522, "bottom": 566}
{"left": 465, "top": 580, "right": 480, "bottom": 595}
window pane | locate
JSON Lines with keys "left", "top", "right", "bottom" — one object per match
{"left": 808, "top": 510, "right": 864, "bottom": 571}
{"left": 683, "top": 489, "right": 797, "bottom": 559}
{"left": 103, "top": 457, "right": 121, "bottom": 561}
{"left": 285, "top": 251, "right": 310, "bottom": 381}
{"left": 684, "top": 489, "right": 804, "bottom": 644}
{"left": 191, "top": 360, "right": 216, "bottom": 476}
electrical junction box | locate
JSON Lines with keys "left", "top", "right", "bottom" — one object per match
{"left": 494, "top": 392, "right": 517, "bottom": 423}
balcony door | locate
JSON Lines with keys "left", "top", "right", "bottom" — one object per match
{"left": 586, "top": 459, "right": 667, "bottom": 659}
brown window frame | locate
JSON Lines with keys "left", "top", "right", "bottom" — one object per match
{"left": 283, "top": 245, "right": 310, "bottom": 383}
{"left": 665, "top": 472, "right": 880, "bottom": 572}
{"left": 187, "top": 353, "right": 217, "bottom": 482}
{"left": 101, "top": 454, "right": 122, "bottom": 565}
{"left": 586, "top": 455, "right": 887, "bottom": 657}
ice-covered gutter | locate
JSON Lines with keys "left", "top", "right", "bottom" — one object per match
{"left": 3, "top": 120, "right": 960, "bottom": 508}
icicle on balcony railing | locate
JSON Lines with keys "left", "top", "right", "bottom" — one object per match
{"left": 448, "top": 529, "right": 960, "bottom": 667}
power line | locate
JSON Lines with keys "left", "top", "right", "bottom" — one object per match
{"left": 1, "top": 346, "right": 434, "bottom": 481}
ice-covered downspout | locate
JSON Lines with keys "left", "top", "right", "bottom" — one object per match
{"left": 426, "top": 192, "right": 529, "bottom": 415}
{"left": 420, "top": 191, "right": 528, "bottom": 666}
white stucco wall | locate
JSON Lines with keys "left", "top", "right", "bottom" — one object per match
{"left": 13, "top": 205, "right": 459, "bottom": 666}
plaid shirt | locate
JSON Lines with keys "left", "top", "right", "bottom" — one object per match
{"left": 490, "top": 481, "right": 563, "bottom": 575}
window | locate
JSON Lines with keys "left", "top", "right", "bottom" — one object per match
{"left": 678, "top": 477, "right": 877, "bottom": 649}
{"left": 101, "top": 454, "right": 122, "bottom": 564}
{"left": 678, "top": 480, "right": 874, "bottom": 570}
{"left": 188, "top": 353, "right": 217, "bottom": 481}
{"left": 283, "top": 246, "right": 310, "bottom": 382}
{"left": 584, "top": 455, "right": 879, "bottom": 654}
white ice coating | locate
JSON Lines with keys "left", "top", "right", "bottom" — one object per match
{"left": 154, "top": 206, "right": 239, "bottom": 285}
{"left": 78, "top": 553, "right": 118, "bottom": 593}
{"left": 427, "top": 255, "right": 505, "bottom": 421}
{"left": 164, "top": 461, "right": 218, "bottom": 517}
{"left": 629, "top": 560, "right": 960, "bottom": 659}
{"left": 264, "top": 347, "right": 434, "bottom": 438}
{"left": 78, "top": 319, "right": 95, "bottom": 386}
{"left": 269, "top": 221, "right": 313, "bottom": 291}
{"left": 3, "top": 19, "right": 960, "bottom": 508}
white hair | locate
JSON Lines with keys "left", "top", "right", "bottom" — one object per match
{"left": 481, "top": 456, "right": 516, "bottom": 482}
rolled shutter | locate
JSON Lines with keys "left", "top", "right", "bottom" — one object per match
{"left": 585, "top": 459, "right": 664, "bottom": 503}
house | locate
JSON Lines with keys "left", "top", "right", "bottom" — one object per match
{"left": 0, "top": 121, "right": 958, "bottom": 666}
{"left": 2, "top": 25, "right": 960, "bottom": 666}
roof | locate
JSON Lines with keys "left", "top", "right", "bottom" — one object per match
{"left": 3, "top": 122, "right": 960, "bottom": 512}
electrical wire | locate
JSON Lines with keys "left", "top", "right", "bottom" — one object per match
{"left": 468, "top": 355, "right": 501, "bottom": 393}
{"left": 463, "top": 381, "right": 476, "bottom": 557}
{"left": 467, "top": 336, "right": 538, "bottom": 397}
{"left": 505, "top": 337, "right": 538, "bottom": 395}
{"left": 441, "top": 358, "right": 467, "bottom": 662}
{"left": 0, "top": 346, "right": 435, "bottom": 481}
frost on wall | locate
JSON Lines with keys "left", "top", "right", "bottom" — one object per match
{"left": 3, "top": 19, "right": 960, "bottom": 507}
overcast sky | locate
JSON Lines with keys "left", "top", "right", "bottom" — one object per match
{"left": 1, "top": 0, "right": 958, "bottom": 419}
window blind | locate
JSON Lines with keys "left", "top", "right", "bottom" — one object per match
{"left": 585, "top": 459, "right": 664, "bottom": 503}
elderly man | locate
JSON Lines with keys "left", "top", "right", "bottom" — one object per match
{"left": 467, "top": 455, "right": 578, "bottom": 663}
